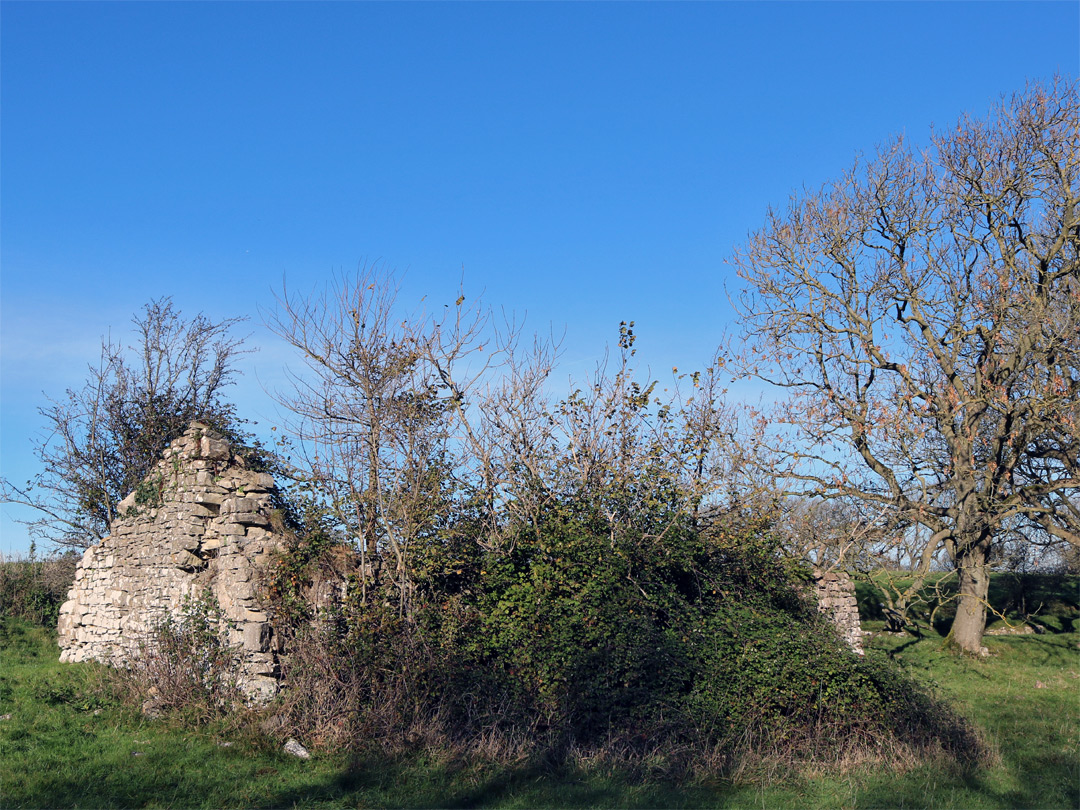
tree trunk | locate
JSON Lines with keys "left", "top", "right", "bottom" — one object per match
{"left": 948, "top": 537, "right": 992, "bottom": 654}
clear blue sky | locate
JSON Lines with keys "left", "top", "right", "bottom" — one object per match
{"left": 2, "top": 1, "right": 1077, "bottom": 555}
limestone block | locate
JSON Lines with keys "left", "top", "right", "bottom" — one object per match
{"left": 173, "top": 550, "right": 205, "bottom": 572}
{"left": 200, "top": 437, "right": 231, "bottom": 460}
{"left": 222, "top": 497, "right": 260, "bottom": 514}
{"left": 233, "top": 512, "right": 270, "bottom": 528}
{"left": 243, "top": 623, "right": 273, "bottom": 652}
{"left": 164, "top": 536, "right": 195, "bottom": 557}
{"left": 237, "top": 472, "right": 276, "bottom": 493}
{"left": 249, "top": 653, "right": 276, "bottom": 676}
{"left": 117, "top": 491, "right": 138, "bottom": 515}
{"left": 231, "top": 581, "right": 255, "bottom": 600}
{"left": 57, "top": 610, "right": 74, "bottom": 638}
{"left": 195, "top": 471, "right": 217, "bottom": 486}
{"left": 246, "top": 676, "right": 278, "bottom": 702}
{"left": 188, "top": 503, "right": 218, "bottom": 519}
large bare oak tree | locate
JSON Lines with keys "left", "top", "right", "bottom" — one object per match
{"left": 731, "top": 79, "right": 1079, "bottom": 653}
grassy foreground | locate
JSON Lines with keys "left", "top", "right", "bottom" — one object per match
{"left": 2, "top": 605, "right": 1077, "bottom": 807}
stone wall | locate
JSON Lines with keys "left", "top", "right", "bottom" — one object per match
{"left": 812, "top": 569, "right": 864, "bottom": 654}
{"left": 57, "top": 424, "right": 283, "bottom": 702}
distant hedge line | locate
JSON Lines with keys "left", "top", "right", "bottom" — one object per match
{"left": 0, "top": 554, "right": 77, "bottom": 627}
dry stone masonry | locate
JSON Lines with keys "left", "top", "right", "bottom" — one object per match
{"left": 57, "top": 424, "right": 284, "bottom": 702}
{"left": 812, "top": 569, "right": 864, "bottom": 654}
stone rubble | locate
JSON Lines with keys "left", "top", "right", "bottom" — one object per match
{"left": 56, "top": 423, "right": 284, "bottom": 702}
{"left": 284, "top": 738, "right": 312, "bottom": 759}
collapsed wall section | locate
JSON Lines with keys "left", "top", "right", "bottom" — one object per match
{"left": 57, "top": 424, "right": 283, "bottom": 702}
{"left": 812, "top": 570, "right": 864, "bottom": 654}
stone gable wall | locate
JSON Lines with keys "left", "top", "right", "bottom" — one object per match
{"left": 57, "top": 424, "right": 283, "bottom": 702}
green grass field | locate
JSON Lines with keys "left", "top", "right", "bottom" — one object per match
{"left": 2, "top": 575, "right": 1077, "bottom": 809}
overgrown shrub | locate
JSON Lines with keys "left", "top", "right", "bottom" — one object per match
{"left": 124, "top": 589, "right": 243, "bottom": 722}
{"left": 265, "top": 507, "right": 983, "bottom": 772}
{"left": 259, "top": 285, "right": 984, "bottom": 772}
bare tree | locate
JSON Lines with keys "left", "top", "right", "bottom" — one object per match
{"left": 730, "top": 78, "right": 1079, "bottom": 653}
{"left": 540, "top": 323, "right": 747, "bottom": 542}
{"left": 268, "top": 270, "right": 753, "bottom": 615}
{"left": 2, "top": 299, "right": 248, "bottom": 549}
{"left": 267, "top": 269, "right": 537, "bottom": 610}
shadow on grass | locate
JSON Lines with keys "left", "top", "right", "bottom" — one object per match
{"left": 14, "top": 744, "right": 1076, "bottom": 810}
{"left": 852, "top": 758, "right": 1080, "bottom": 810}
{"left": 254, "top": 752, "right": 735, "bottom": 809}
{"left": 252, "top": 741, "right": 1079, "bottom": 810}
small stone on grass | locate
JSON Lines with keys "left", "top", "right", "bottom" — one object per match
{"left": 284, "top": 738, "right": 311, "bottom": 760}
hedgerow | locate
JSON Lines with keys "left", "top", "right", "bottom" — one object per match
{"left": 0, "top": 550, "right": 76, "bottom": 627}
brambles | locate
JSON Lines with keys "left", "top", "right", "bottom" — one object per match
{"left": 262, "top": 503, "right": 983, "bottom": 771}
{"left": 125, "top": 590, "right": 243, "bottom": 722}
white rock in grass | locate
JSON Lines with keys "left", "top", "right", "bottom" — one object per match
{"left": 284, "top": 738, "right": 311, "bottom": 760}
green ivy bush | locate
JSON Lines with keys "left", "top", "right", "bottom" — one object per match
{"left": 267, "top": 503, "right": 981, "bottom": 770}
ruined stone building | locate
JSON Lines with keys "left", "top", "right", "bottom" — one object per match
{"left": 57, "top": 424, "right": 284, "bottom": 701}
{"left": 57, "top": 423, "right": 864, "bottom": 703}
